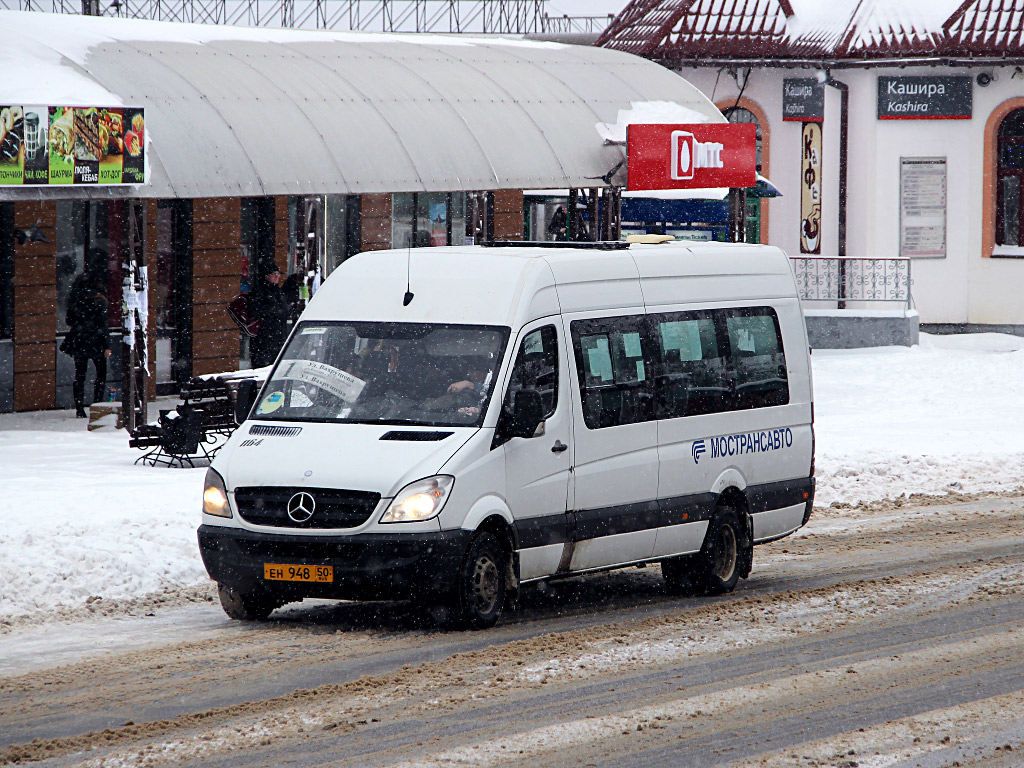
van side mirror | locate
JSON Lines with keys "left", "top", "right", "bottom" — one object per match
{"left": 235, "top": 379, "right": 259, "bottom": 424}
{"left": 508, "top": 389, "right": 545, "bottom": 439}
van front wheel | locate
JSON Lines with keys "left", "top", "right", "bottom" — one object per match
{"left": 693, "top": 508, "right": 743, "bottom": 595}
{"left": 217, "top": 583, "right": 276, "bottom": 621}
{"left": 453, "top": 532, "right": 507, "bottom": 630}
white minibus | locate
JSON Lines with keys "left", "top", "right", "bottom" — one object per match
{"left": 198, "top": 240, "right": 814, "bottom": 628}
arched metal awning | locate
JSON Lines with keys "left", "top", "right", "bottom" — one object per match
{"left": 0, "top": 11, "right": 725, "bottom": 200}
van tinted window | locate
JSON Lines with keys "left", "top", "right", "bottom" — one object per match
{"left": 652, "top": 312, "right": 729, "bottom": 418}
{"left": 504, "top": 325, "right": 559, "bottom": 419}
{"left": 724, "top": 308, "right": 789, "bottom": 409}
{"left": 572, "top": 316, "right": 652, "bottom": 429}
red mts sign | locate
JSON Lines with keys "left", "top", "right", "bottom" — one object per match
{"left": 626, "top": 123, "right": 757, "bottom": 190}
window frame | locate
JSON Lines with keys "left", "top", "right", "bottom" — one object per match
{"left": 647, "top": 308, "right": 731, "bottom": 420}
{"left": 570, "top": 313, "right": 654, "bottom": 430}
{"left": 720, "top": 306, "right": 790, "bottom": 411}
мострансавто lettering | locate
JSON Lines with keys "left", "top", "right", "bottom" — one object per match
{"left": 710, "top": 428, "right": 793, "bottom": 459}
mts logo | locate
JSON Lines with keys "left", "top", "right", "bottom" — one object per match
{"left": 670, "top": 130, "right": 725, "bottom": 180}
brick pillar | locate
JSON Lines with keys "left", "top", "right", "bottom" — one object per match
{"left": 360, "top": 194, "right": 392, "bottom": 252}
{"left": 12, "top": 201, "right": 57, "bottom": 411}
{"left": 144, "top": 199, "right": 158, "bottom": 399}
{"left": 191, "top": 198, "right": 240, "bottom": 378}
{"left": 491, "top": 189, "right": 524, "bottom": 241}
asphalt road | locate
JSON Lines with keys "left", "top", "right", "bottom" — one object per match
{"left": 2, "top": 493, "right": 1024, "bottom": 767}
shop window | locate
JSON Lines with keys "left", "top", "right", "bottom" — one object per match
{"left": 391, "top": 192, "right": 467, "bottom": 249}
{"left": 55, "top": 201, "right": 123, "bottom": 335}
{"left": 997, "top": 109, "right": 1024, "bottom": 246}
{"left": 0, "top": 203, "right": 12, "bottom": 339}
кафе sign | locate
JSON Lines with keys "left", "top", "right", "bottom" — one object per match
{"left": 626, "top": 123, "right": 757, "bottom": 191}
{"left": 0, "top": 105, "right": 146, "bottom": 186}
{"left": 877, "top": 76, "right": 972, "bottom": 120}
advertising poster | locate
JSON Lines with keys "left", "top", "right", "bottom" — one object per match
{"left": 800, "top": 122, "right": 822, "bottom": 254}
{"left": 430, "top": 202, "right": 447, "bottom": 246}
{"left": 0, "top": 105, "right": 145, "bottom": 186}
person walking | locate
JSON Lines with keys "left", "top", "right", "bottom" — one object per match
{"left": 249, "top": 260, "right": 291, "bottom": 368}
{"left": 62, "top": 270, "right": 112, "bottom": 418}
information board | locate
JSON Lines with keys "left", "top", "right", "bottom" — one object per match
{"left": 900, "top": 157, "right": 947, "bottom": 258}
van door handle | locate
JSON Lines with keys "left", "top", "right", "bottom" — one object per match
{"left": 551, "top": 440, "right": 568, "bottom": 453}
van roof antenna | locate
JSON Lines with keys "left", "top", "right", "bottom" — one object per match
{"left": 403, "top": 241, "right": 414, "bottom": 306}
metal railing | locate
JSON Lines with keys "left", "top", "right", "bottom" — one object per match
{"left": 790, "top": 256, "right": 912, "bottom": 309}
{"left": 539, "top": 13, "right": 613, "bottom": 34}
{"left": 1, "top": 0, "right": 558, "bottom": 32}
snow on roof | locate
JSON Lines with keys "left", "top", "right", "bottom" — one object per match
{"left": 0, "top": 10, "right": 725, "bottom": 201}
{"left": 597, "top": 0, "right": 1016, "bottom": 60}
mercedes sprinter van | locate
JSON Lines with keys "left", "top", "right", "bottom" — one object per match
{"left": 198, "top": 240, "right": 814, "bottom": 628}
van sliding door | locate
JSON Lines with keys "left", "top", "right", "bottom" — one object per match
{"left": 566, "top": 313, "right": 658, "bottom": 571}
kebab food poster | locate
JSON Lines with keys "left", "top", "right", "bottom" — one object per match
{"left": 0, "top": 106, "right": 145, "bottom": 185}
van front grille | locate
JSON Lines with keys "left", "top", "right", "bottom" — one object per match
{"left": 234, "top": 486, "right": 381, "bottom": 529}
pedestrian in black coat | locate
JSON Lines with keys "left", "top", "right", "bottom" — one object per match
{"left": 62, "top": 271, "right": 112, "bottom": 418}
{"left": 249, "top": 261, "right": 290, "bottom": 368}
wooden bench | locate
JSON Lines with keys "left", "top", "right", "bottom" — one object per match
{"left": 130, "top": 373, "right": 259, "bottom": 468}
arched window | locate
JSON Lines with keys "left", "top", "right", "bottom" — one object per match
{"left": 723, "top": 106, "right": 762, "bottom": 243}
{"left": 997, "top": 109, "right": 1024, "bottom": 246}
{"left": 724, "top": 106, "right": 762, "bottom": 173}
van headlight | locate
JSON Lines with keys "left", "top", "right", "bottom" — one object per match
{"left": 203, "top": 468, "right": 231, "bottom": 518}
{"left": 380, "top": 476, "right": 454, "bottom": 523}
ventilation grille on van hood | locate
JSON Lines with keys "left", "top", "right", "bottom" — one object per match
{"left": 248, "top": 425, "right": 302, "bottom": 437}
{"left": 380, "top": 431, "right": 454, "bottom": 441}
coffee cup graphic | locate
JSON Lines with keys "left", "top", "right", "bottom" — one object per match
{"left": 24, "top": 112, "right": 39, "bottom": 160}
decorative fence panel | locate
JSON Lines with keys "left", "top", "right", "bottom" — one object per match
{"left": 790, "top": 257, "right": 912, "bottom": 309}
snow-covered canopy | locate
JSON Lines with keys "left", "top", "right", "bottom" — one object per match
{"left": 0, "top": 10, "right": 726, "bottom": 200}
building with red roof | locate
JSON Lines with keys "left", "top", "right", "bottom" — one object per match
{"left": 599, "top": 0, "right": 1024, "bottom": 330}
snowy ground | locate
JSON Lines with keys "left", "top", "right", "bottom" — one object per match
{"left": 1, "top": 332, "right": 1023, "bottom": 622}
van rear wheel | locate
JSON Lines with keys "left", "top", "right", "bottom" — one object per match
{"left": 217, "top": 583, "right": 276, "bottom": 621}
{"left": 452, "top": 532, "right": 507, "bottom": 630}
{"left": 693, "top": 508, "right": 743, "bottom": 595}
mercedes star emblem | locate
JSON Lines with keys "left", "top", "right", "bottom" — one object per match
{"left": 286, "top": 491, "right": 316, "bottom": 523}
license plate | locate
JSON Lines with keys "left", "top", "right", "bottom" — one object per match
{"left": 263, "top": 563, "right": 333, "bottom": 583}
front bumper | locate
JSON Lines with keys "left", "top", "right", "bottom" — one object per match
{"left": 197, "top": 524, "right": 471, "bottom": 601}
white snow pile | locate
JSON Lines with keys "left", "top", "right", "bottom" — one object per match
{"left": 1, "top": 332, "right": 1023, "bottom": 621}
{"left": 594, "top": 100, "right": 719, "bottom": 145}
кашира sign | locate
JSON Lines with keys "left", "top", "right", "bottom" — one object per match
{"left": 0, "top": 106, "right": 146, "bottom": 186}
{"left": 877, "top": 77, "right": 972, "bottom": 120}
{"left": 783, "top": 78, "right": 825, "bottom": 122}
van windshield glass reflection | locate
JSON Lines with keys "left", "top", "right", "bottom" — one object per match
{"left": 252, "top": 322, "right": 509, "bottom": 427}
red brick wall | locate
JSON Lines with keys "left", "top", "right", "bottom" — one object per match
{"left": 13, "top": 201, "right": 56, "bottom": 411}
{"left": 492, "top": 189, "right": 524, "bottom": 241}
{"left": 360, "top": 194, "right": 392, "bottom": 252}
{"left": 191, "top": 198, "right": 240, "bottom": 378}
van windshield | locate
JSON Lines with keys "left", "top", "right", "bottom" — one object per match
{"left": 251, "top": 321, "right": 510, "bottom": 427}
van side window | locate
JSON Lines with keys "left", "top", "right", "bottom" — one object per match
{"left": 571, "top": 316, "right": 652, "bottom": 429}
{"left": 504, "top": 325, "right": 559, "bottom": 419}
{"left": 725, "top": 308, "right": 789, "bottom": 410}
{"left": 652, "top": 312, "right": 729, "bottom": 418}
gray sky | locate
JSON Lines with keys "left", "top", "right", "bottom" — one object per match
{"left": 544, "top": 0, "right": 629, "bottom": 18}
